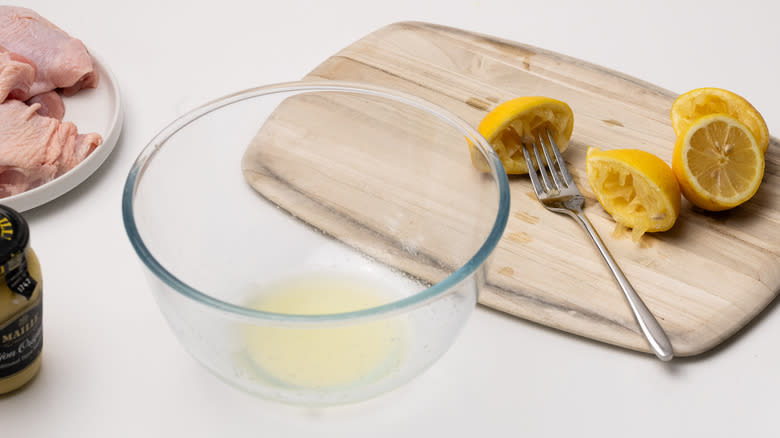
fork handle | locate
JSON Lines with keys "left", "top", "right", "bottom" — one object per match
{"left": 572, "top": 211, "right": 674, "bottom": 361}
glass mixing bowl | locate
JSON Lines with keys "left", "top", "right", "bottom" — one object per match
{"left": 122, "top": 81, "right": 510, "bottom": 405}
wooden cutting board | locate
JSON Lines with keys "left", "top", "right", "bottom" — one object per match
{"left": 287, "top": 21, "right": 779, "bottom": 357}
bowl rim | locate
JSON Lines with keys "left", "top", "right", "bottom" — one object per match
{"left": 122, "top": 80, "right": 510, "bottom": 324}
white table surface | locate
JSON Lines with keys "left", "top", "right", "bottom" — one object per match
{"left": 4, "top": 1, "right": 780, "bottom": 436}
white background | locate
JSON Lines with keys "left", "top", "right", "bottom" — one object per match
{"left": 4, "top": 0, "right": 780, "bottom": 436}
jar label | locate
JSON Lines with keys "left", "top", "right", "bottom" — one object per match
{"left": 0, "top": 294, "right": 42, "bottom": 378}
{"left": 1, "top": 252, "right": 37, "bottom": 299}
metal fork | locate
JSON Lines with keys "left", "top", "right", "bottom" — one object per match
{"left": 521, "top": 129, "right": 674, "bottom": 361}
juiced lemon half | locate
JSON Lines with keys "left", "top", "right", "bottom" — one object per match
{"left": 471, "top": 96, "right": 574, "bottom": 174}
{"left": 586, "top": 147, "right": 681, "bottom": 241}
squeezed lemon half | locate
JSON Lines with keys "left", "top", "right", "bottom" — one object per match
{"left": 471, "top": 96, "right": 574, "bottom": 174}
{"left": 586, "top": 147, "right": 681, "bottom": 241}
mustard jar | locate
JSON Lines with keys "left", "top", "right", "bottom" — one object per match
{"left": 0, "top": 205, "right": 43, "bottom": 394}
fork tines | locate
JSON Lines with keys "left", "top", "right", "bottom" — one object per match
{"left": 522, "top": 129, "right": 575, "bottom": 196}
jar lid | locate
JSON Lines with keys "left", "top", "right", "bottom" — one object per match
{"left": 0, "top": 205, "right": 36, "bottom": 299}
{"left": 0, "top": 205, "right": 29, "bottom": 265}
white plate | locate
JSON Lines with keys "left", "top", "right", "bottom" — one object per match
{"left": 1, "top": 54, "right": 124, "bottom": 212}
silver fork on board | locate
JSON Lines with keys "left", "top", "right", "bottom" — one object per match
{"left": 521, "top": 129, "right": 674, "bottom": 361}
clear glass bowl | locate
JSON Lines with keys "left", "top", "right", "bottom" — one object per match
{"left": 122, "top": 81, "right": 510, "bottom": 405}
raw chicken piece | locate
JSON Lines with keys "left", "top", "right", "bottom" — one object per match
{"left": 0, "top": 45, "right": 35, "bottom": 102}
{"left": 0, "top": 6, "right": 98, "bottom": 97}
{"left": 26, "top": 90, "right": 64, "bottom": 120}
{"left": 0, "top": 99, "right": 102, "bottom": 198}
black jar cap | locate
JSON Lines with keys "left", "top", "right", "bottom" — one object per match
{"left": 0, "top": 205, "right": 29, "bottom": 265}
{"left": 0, "top": 205, "right": 36, "bottom": 299}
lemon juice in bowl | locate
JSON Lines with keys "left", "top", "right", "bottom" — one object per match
{"left": 240, "top": 269, "right": 411, "bottom": 391}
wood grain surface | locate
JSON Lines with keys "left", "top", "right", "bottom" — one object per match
{"left": 255, "top": 22, "right": 780, "bottom": 356}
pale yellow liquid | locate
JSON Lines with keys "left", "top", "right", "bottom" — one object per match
{"left": 244, "top": 272, "right": 406, "bottom": 389}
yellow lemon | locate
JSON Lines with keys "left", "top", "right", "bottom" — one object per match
{"left": 672, "top": 113, "right": 764, "bottom": 211}
{"left": 671, "top": 87, "right": 769, "bottom": 153}
{"left": 471, "top": 96, "right": 574, "bottom": 174}
{"left": 586, "top": 147, "right": 681, "bottom": 241}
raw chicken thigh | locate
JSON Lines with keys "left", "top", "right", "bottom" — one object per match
{"left": 0, "top": 6, "right": 98, "bottom": 97}
{"left": 0, "top": 100, "right": 102, "bottom": 198}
